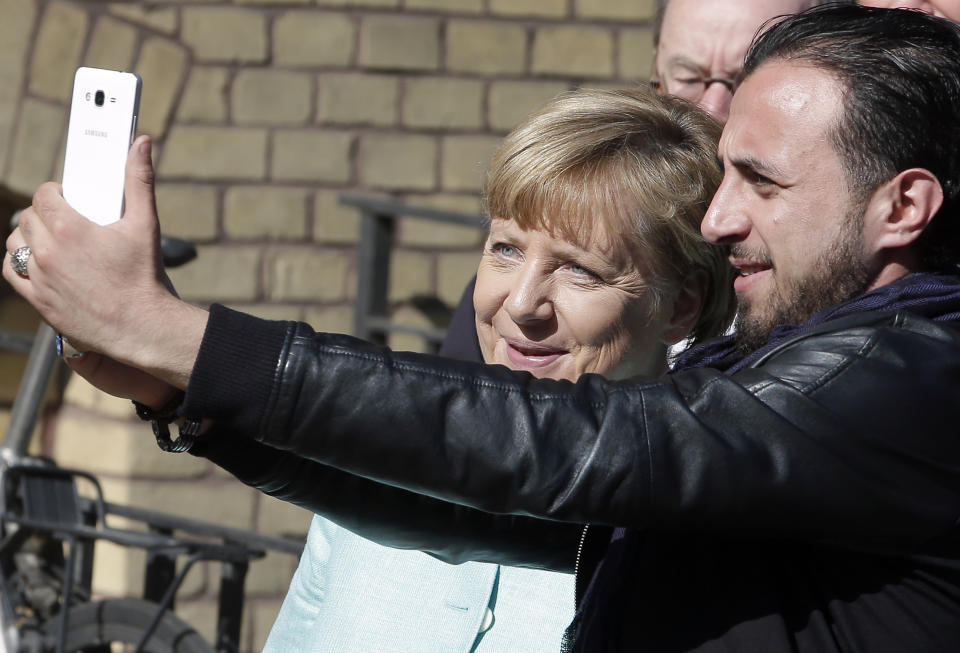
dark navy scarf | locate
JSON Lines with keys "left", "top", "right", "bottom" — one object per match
{"left": 674, "top": 270, "right": 960, "bottom": 374}
{"left": 565, "top": 271, "right": 960, "bottom": 652}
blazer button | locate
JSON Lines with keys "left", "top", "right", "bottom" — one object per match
{"left": 478, "top": 607, "right": 495, "bottom": 635}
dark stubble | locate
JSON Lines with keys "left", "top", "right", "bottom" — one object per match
{"left": 733, "top": 208, "right": 873, "bottom": 353}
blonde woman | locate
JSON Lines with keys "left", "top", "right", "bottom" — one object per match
{"left": 260, "top": 87, "right": 732, "bottom": 652}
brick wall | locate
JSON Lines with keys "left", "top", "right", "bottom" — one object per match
{"left": 0, "top": 0, "right": 656, "bottom": 649}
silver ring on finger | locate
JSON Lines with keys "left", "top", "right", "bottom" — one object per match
{"left": 10, "top": 246, "right": 31, "bottom": 277}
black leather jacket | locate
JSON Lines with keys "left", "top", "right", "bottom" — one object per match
{"left": 187, "top": 305, "right": 960, "bottom": 652}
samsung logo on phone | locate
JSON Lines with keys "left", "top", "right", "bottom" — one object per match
{"left": 84, "top": 129, "right": 109, "bottom": 138}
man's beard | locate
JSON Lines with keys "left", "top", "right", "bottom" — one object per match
{"left": 733, "top": 213, "right": 873, "bottom": 353}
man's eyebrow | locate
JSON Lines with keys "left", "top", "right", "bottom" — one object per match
{"left": 664, "top": 55, "right": 740, "bottom": 79}
{"left": 663, "top": 55, "right": 706, "bottom": 73}
{"left": 729, "top": 155, "right": 786, "bottom": 180}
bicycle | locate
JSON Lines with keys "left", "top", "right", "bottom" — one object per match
{"left": 0, "top": 228, "right": 302, "bottom": 653}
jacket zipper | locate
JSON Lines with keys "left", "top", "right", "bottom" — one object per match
{"left": 561, "top": 523, "right": 592, "bottom": 653}
{"left": 573, "top": 523, "right": 590, "bottom": 604}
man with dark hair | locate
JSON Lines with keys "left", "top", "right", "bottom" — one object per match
{"left": 708, "top": 2, "right": 960, "bottom": 353}
{"left": 6, "top": 5, "right": 960, "bottom": 653}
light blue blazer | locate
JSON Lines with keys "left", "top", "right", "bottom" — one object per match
{"left": 264, "top": 515, "right": 574, "bottom": 652}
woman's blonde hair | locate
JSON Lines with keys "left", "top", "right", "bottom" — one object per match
{"left": 483, "top": 86, "right": 734, "bottom": 343}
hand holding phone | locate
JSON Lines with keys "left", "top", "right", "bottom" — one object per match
{"left": 61, "top": 67, "right": 141, "bottom": 225}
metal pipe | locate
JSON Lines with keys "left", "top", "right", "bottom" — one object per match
{"left": 1, "top": 324, "right": 59, "bottom": 461}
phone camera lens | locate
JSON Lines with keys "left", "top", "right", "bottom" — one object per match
{"left": 94, "top": 90, "right": 105, "bottom": 107}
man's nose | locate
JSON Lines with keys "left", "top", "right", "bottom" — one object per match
{"left": 505, "top": 269, "right": 554, "bottom": 324}
{"left": 698, "top": 80, "right": 734, "bottom": 124}
{"left": 701, "top": 180, "right": 751, "bottom": 244}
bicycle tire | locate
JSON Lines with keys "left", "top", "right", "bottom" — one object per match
{"left": 46, "top": 597, "right": 214, "bottom": 653}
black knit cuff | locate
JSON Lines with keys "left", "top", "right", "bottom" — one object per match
{"left": 182, "top": 304, "right": 293, "bottom": 436}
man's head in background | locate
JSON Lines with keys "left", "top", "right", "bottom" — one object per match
{"left": 652, "top": 0, "right": 823, "bottom": 123}
{"left": 859, "top": 0, "right": 960, "bottom": 21}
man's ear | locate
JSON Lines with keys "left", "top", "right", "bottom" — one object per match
{"left": 661, "top": 269, "right": 706, "bottom": 346}
{"left": 865, "top": 168, "right": 943, "bottom": 253}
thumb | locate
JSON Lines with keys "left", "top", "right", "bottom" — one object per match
{"left": 123, "top": 135, "right": 159, "bottom": 230}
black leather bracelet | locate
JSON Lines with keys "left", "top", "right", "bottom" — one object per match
{"left": 133, "top": 395, "right": 181, "bottom": 421}
{"left": 132, "top": 396, "right": 202, "bottom": 453}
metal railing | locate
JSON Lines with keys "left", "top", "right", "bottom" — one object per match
{"left": 342, "top": 194, "right": 485, "bottom": 352}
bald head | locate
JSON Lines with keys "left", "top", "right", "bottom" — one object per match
{"left": 655, "top": 0, "right": 819, "bottom": 122}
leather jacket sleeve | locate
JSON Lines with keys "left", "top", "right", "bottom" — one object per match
{"left": 191, "top": 432, "right": 583, "bottom": 570}
{"left": 184, "top": 305, "right": 960, "bottom": 558}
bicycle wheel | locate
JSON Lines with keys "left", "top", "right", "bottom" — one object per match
{"left": 47, "top": 598, "right": 214, "bottom": 653}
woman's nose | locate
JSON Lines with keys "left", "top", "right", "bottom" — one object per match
{"left": 505, "top": 270, "right": 554, "bottom": 323}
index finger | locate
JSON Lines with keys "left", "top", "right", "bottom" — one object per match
{"left": 27, "top": 180, "right": 92, "bottom": 246}
{"left": 11, "top": 205, "right": 50, "bottom": 250}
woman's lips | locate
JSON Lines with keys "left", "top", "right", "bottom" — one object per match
{"left": 504, "top": 340, "right": 565, "bottom": 368}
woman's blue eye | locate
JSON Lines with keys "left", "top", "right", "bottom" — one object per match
{"left": 493, "top": 243, "right": 519, "bottom": 258}
{"left": 569, "top": 263, "right": 600, "bottom": 280}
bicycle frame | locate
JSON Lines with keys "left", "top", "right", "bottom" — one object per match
{"left": 0, "top": 462, "right": 302, "bottom": 653}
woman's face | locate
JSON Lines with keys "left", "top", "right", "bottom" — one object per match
{"left": 474, "top": 218, "right": 676, "bottom": 382}
{"left": 860, "top": 0, "right": 960, "bottom": 22}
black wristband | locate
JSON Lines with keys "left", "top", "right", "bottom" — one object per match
{"left": 133, "top": 395, "right": 182, "bottom": 422}
{"left": 133, "top": 396, "right": 202, "bottom": 453}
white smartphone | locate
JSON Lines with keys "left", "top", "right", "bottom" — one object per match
{"left": 61, "top": 67, "right": 141, "bottom": 225}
